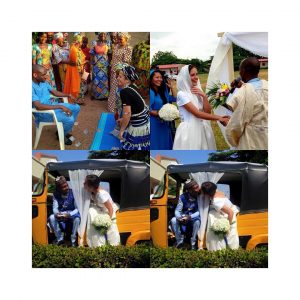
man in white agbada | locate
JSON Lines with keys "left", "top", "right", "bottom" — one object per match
{"left": 84, "top": 174, "right": 120, "bottom": 247}
{"left": 173, "top": 65, "right": 229, "bottom": 150}
{"left": 199, "top": 181, "right": 239, "bottom": 251}
{"left": 225, "top": 57, "right": 268, "bottom": 149}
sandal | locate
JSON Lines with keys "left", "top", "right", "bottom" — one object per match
{"left": 75, "top": 98, "right": 85, "bottom": 105}
{"left": 56, "top": 131, "right": 72, "bottom": 140}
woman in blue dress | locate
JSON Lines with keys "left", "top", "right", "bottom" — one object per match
{"left": 150, "top": 69, "right": 176, "bottom": 149}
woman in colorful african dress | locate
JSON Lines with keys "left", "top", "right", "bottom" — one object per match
{"left": 80, "top": 36, "right": 91, "bottom": 98}
{"left": 108, "top": 32, "right": 132, "bottom": 113}
{"left": 52, "top": 32, "right": 70, "bottom": 91}
{"left": 131, "top": 34, "right": 150, "bottom": 99}
{"left": 32, "top": 32, "right": 56, "bottom": 88}
{"left": 90, "top": 33, "right": 110, "bottom": 100}
{"left": 116, "top": 64, "right": 150, "bottom": 150}
{"left": 63, "top": 34, "right": 86, "bottom": 104}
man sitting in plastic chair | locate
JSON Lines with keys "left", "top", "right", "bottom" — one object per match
{"left": 32, "top": 64, "right": 80, "bottom": 145}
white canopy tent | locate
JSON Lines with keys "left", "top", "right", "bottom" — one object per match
{"left": 206, "top": 32, "right": 268, "bottom": 147}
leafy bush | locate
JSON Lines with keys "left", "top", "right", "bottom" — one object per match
{"left": 150, "top": 247, "right": 268, "bottom": 268}
{"left": 32, "top": 245, "right": 267, "bottom": 268}
{"left": 32, "top": 244, "right": 150, "bottom": 268}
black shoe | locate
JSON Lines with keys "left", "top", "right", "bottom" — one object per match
{"left": 65, "top": 138, "right": 72, "bottom": 146}
{"left": 176, "top": 242, "right": 184, "bottom": 249}
{"left": 191, "top": 244, "right": 197, "bottom": 250}
{"left": 56, "top": 240, "right": 65, "bottom": 246}
{"left": 71, "top": 242, "right": 77, "bottom": 248}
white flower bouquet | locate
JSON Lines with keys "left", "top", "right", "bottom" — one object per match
{"left": 158, "top": 103, "right": 179, "bottom": 121}
{"left": 92, "top": 213, "right": 112, "bottom": 235}
{"left": 210, "top": 218, "right": 230, "bottom": 238}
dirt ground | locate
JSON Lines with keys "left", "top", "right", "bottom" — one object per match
{"left": 32, "top": 88, "right": 149, "bottom": 150}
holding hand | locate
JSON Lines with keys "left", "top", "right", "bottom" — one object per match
{"left": 179, "top": 215, "right": 191, "bottom": 223}
{"left": 56, "top": 212, "right": 70, "bottom": 220}
{"left": 219, "top": 115, "right": 230, "bottom": 126}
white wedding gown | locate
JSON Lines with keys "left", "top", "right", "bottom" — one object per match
{"left": 86, "top": 190, "right": 120, "bottom": 247}
{"left": 173, "top": 91, "right": 216, "bottom": 150}
{"left": 206, "top": 198, "right": 239, "bottom": 251}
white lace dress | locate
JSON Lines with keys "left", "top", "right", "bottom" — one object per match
{"left": 206, "top": 197, "right": 239, "bottom": 251}
{"left": 86, "top": 189, "right": 120, "bottom": 247}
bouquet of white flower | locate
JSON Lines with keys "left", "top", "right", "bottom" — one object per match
{"left": 210, "top": 218, "right": 230, "bottom": 238}
{"left": 92, "top": 213, "right": 112, "bottom": 235}
{"left": 158, "top": 103, "right": 179, "bottom": 121}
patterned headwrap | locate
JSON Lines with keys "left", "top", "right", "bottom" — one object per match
{"left": 117, "top": 32, "right": 131, "bottom": 40}
{"left": 73, "top": 33, "right": 83, "bottom": 43}
{"left": 115, "top": 63, "right": 139, "bottom": 82}
{"left": 55, "top": 176, "right": 67, "bottom": 186}
{"left": 54, "top": 32, "right": 63, "bottom": 40}
{"left": 184, "top": 179, "right": 198, "bottom": 190}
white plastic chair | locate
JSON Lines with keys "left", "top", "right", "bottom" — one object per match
{"left": 32, "top": 97, "right": 68, "bottom": 150}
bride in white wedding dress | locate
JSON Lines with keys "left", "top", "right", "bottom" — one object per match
{"left": 173, "top": 65, "right": 229, "bottom": 150}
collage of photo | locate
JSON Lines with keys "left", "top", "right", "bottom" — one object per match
{"left": 32, "top": 32, "right": 268, "bottom": 268}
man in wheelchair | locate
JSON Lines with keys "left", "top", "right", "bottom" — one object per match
{"left": 48, "top": 176, "right": 80, "bottom": 247}
{"left": 170, "top": 180, "right": 201, "bottom": 250}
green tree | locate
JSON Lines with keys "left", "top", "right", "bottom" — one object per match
{"left": 208, "top": 150, "right": 268, "bottom": 165}
{"left": 32, "top": 32, "right": 38, "bottom": 44}
{"left": 88, "top": 150, "right": 149, "bottom": 164}
{"left": 152, "top": 51, "right": 212, "bottom": 74}
{"left": 233, "top": 44, "right": 261, "bottom": 71}
{"left": 151, "top": 51, "right": 178, "bottom": 66}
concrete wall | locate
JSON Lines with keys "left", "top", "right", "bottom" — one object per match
{"left": 32, "top": 156, "right": 45, "bottom": 181}
{"left": 150, "top": 157, "right": 166, "bottom": 191}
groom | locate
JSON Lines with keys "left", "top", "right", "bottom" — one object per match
{"left": 170, "top": 180, "right": 201, "bottom": 250}
{"left": 48, "top": 176, "right": 80, "bottom": 247}
{"left": 225, "top": 57, "right": 268, "bottom": 149}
